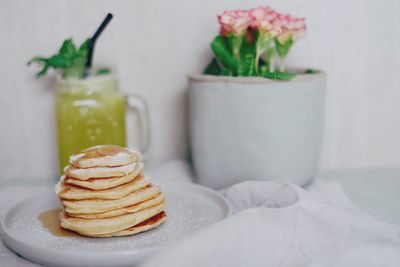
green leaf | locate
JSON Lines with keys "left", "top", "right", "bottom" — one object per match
{"left": 260, "top": 65, "right": 269, "bottom": 76}
{"left": 256, "top": 35, "right": 272, "bottom": 55}
{"left": 220, "top": 68, "right": 233, "bottom": 76}
{"left": 227, "top": 35, "right": 244, "bottom": 60}
{"left": 254, "top": 35, "right": 274, "bottom": 75}
{"left": 238, "top": 54, "right": 255, "bottom": 76}
{"left": 305, "top": 68, "right": 316, "bottom": 74}
{"left": 27, "top": 57, "right": 47, "bottom": 66}
{"left": 262, "top": 71, "right": 297, "bottom": 81}
{"left": 48, "top": 55, "right": 70, "bottom": 68}
{"left": 59, "top": 38, "right": 76, "bottom": 60}
{"left": 62, "top": 39, "right": 92, "bottom": 78}
{"left": 96, "top": 68, "right": 111, "bottom": 75}
{"left": 79, "top": 38, "right": 90, "bottom": 52}
{"left": 266, "top": 47, "right": 276, "bottom": 64}
{"left": 28, "top": 56, "right": 50, "bottom": 77}
{"left": 78, "top": 38, "right": 90, "bottom": 60}
{"left": 29, "top": 38, "right": 92, "bottom": 78}
{"left": 275, "top": 36, "right": 293, "bottom": 59}
{"left": 204, "top": 58, "right": 222, "bottom": 75}
{"left": 238, "top": 41, "right": 256, "bottom": 76}
{"left": 36, "top": 65, "right": 49, "bottom": 77}
{"left": 211, "top": 36, "right": 239, "bottom": 73}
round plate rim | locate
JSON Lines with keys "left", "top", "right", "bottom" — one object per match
{"left": 0, "top": 182, "right": 232, "bottom": 267}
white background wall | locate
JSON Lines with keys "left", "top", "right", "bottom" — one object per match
{"left": 1, "top": 0, "right": 400, "bottom": 181}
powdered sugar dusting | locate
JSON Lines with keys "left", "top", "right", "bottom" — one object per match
{"left": 69, "top": 153, "right": 85, "bottom": 163}
{"left": 68, "top": 163, "right": 137, "bottom": 178}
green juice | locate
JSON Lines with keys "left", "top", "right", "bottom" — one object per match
{"left": 56, "top": 75, "right": 126, "bottom": 173}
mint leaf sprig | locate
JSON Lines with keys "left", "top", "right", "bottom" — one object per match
{"left": 28, "top": 38, "right": 89, "bottom": 78}
{"left": 29, "top": 13, "right": 114, "bottom": 79}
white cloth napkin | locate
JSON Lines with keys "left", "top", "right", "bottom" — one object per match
{"left": 143, "top": 180, "right": 400, "bottom": 267}
{"left": 1, "top": 160, "right": 400, "bottom": 266}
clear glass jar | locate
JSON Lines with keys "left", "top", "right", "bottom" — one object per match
{"left": 56, "top": 74, "right": 149, "bottom": 173}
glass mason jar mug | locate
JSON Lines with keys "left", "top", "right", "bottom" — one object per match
{"left": 56, "top": 73, "right": 150, "bottom": 173}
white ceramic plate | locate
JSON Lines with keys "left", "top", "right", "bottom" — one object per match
{"left": 0, "top": 182, "right": 231, "bottom": 267}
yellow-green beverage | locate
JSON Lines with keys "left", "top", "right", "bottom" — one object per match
{"left": 56, "top": 74, "right": 126, "bottom": 172}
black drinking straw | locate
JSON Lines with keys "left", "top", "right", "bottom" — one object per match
{"left": 85, "top": 13, "right": 113, "bottom": 71}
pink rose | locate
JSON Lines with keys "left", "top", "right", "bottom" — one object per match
{"left": 277, "top": 14, "right": 306, "bottom": 42}
{"left": 287, "top": 17, "right": 306, "bottom": 40}
{"left": 249, "top": 7, "right": 277, "bottom": 28}
{"left": 259, "top": 18, "right": 282, "bottom": 37}
{"left": 218, "top": 10, "right": 252, "bottom": 37}
{"left": 249, "top": 7, "right": 281, "bottom": 38}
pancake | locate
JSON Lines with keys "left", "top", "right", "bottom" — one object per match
{"left": 56, "top": 145, "right": 166, "bottom": 238}
{"left": 58, "top": 175, "right": 151, "bottom": 200}
{"left": 64, "top": 163, "right": 143, "bottom": 190}
{"left": 62, "top": 186, "right": 161, "bottom": 214}
{"left": 92, "top": 211, "right": 167, "bottom": 237}
{"left": 70, "top": 145, "right": 140, "bottom": 168}
{"left": 66, "top": 193, "right": 165, "bottom": 219}
{"left": 66, "top": 162, "right": 138, "bottom": 180}
{"left": 59, "top": 202, "right": 165, "bottom": 236}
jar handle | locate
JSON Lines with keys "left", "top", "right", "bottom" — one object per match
{"left": 126, "top": 94, "right": 151, "bottom": 160}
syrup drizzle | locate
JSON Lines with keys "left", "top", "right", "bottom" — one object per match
{"left": 38, "top": 209, "right": 81, "bottom": 237}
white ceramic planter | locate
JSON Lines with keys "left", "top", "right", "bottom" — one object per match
{"left": 189, "top": 72, "right": 326, "bottom": 189}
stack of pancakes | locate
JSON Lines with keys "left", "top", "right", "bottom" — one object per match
{"left": 56, "top": 145, "right": 166, "bottom": 237}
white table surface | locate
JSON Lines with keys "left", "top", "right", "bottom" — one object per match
{"left": 1, "top": 161, "right": 399, "bottom": 266}
{"left": 317, "top": 167, "right": 400, "bottom": 225}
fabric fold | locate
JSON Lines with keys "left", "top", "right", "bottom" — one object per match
{"left": 143, "top": 181, "right": 400, "bottom": 267}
